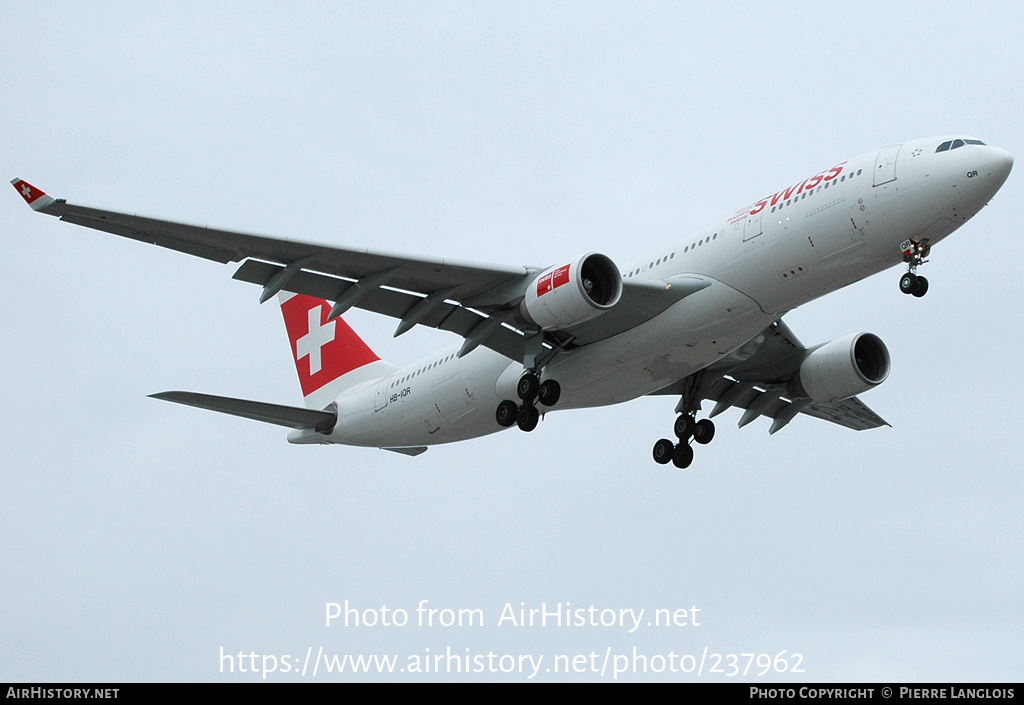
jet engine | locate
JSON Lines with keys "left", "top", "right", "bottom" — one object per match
{"left": 790, "top": 333, "right": 891, "bottom": 403}
{"left": 520, "top": 253, "right": 622, "bottom": 331}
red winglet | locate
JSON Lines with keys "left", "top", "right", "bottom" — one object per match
{"left": 10, "top": 178, "right": 56, "bottom": 211}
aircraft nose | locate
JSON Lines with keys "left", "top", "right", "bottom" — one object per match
{"left": 985, "top": 146, "right": 1013, "bottom": 185}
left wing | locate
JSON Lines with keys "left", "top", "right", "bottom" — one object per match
{"left": 650, "top": 319, "right": 890, "bottom": 433}
{"left": 12, "top": 179, "right": 705, "bottom": 362}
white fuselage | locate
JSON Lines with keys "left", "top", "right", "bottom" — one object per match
{"left": 300, "top": 137, "right": 1012, "bottom": 449}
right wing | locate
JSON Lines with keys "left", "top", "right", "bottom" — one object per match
{"left": 650, "top": 320, "right": 890, "bottom": 433}
{"left": 13, "top": 179, "right": 707, "bottom": 363}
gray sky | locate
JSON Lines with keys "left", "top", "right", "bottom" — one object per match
{"left": 2, "top": 1, "right": 1021, "bottom": 682}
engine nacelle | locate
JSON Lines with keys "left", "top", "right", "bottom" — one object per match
{"left": 520, "top": 253, "right": 622, "bottom": 331}
{"left": 791, "top": 333, "right": 891, "bottom": 403}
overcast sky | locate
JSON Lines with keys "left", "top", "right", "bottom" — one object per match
{"left": 2, "top": 1, "right": 1021, "bottom": 682}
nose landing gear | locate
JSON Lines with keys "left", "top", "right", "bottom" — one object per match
{"left": 899, "top": 272, "right": 929, "bottom": 297}
{"left": 899, "top": 239, "right": 931, "bottom": 297}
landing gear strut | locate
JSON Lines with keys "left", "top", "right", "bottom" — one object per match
{"left": 652, "top": 413, "right": 716, "bottom": 469}
{"left": 899, "top": 240, "right": 930, "bottom": 298}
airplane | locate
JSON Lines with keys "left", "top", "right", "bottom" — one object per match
{"left": 11, "top": 135, "right": 1013, "bottom": 467}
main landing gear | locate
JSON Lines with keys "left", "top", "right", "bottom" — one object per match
{"left": 652, "top": 414, "right": 716, "bottom": 469}
{"left": 495, "top": 372, "right": 561, "bottom": 433}
{"left": 899, "top": 240, "right": 931, "bottom": 298}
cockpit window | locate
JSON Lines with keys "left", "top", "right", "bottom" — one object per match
{"left": 936, "top": 138, "right": 985, "bottom": 153}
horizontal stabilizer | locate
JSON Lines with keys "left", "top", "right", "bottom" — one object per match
{"left": 149, "top": 391, "right": 337, "bottom": 433}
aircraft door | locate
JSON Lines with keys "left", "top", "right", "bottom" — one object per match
{"left": 873, "top": 145, "right": 901, "bottom": 186}
{"left": 743, "top": 210, "right": 764, "bottom": 242}
{"left": 374, "top": 378, "right": 389, "bottom": 412}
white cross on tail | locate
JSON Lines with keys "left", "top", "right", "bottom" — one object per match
{"left": 295, "top": 305, "right": 335, "bottom": 375}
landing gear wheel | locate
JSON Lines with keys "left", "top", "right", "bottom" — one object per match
{"left": 692, "top": 418, "right": 716, "bottom": 446}
{"left": 516, "top": 404, "right": 540, "bottom": 432}
{"left": 517, "top": 373, "right": 540, "bottom": 401}
{"left": 672, "top": 443, "right": 694, "bottom": 469}
{"left": 692, "top": 419, "right": 716, "bottom": 445}
{"left": 899, "top": 272, "right": 918, "bottom": 295}
{"left": 537, "top": 379, "right": 561, "bottom": 407}
{"left": 652, "top": 438, "right": 675, "bottom": 465}
{"left": 912, "top": 275, "right": 929, "bottom": 298}
{"left": 495, "top": 400, "right": 519, "bottom": 427}
{"left": 673, "top": 414, "right": 695, "bottom": 440}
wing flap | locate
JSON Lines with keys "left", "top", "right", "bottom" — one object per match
{"left": 681, "top": 374, "right": 888, "bottom": 432}
{"left": 802, "top": 397, "right": 890, "bottom": 431}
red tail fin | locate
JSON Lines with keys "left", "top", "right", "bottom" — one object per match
{"left": 279, "top": 293, "right": 391, "bottom": 407}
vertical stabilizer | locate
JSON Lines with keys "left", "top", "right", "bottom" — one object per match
{"left": 279, "top": 292, "right": 396, "bottom": 409}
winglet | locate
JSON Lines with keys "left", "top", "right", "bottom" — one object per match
{"left": 11, "top": 178, "right": 57, "bottom": 212}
